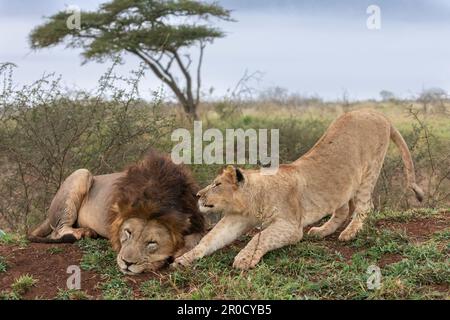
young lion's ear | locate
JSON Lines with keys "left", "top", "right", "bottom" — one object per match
{"left": 224, "top": 165, "right": 235, "bottom": 174}
{"left": 235, "top": 168, "right": 245, "bottom": 183}
{"left": 224, "top": 166, "right": 245, "bottom": 184}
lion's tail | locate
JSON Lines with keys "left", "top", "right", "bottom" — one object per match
{"left": 27, "top": 218, "right": 57, "bottom": 243}
{"left": 390, "top": 124, "right": 424, "bottom": 202}
{"left": 27, "top": 218, "right": 79, "bottom": 243}
{"left": 27, "top": 234, "right": 78, "bottom": 244}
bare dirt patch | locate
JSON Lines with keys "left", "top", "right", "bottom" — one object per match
{"left": 0, "top": 243, "right": 102, "bottom": 299}
{"left": 378, "top": 253, "right": 404, "bottom": 267}
{"left": 306, "top": 212, "right": 450, "bottom": 262}
{"left": 0, "top": 242, "right": 176, "bottom": 300}
{"left": 326, "top": 243, "right": 358, "bottom": 261}
{"left": 428, "top": 283, "right": 450, "bottom": 294}
{"left": 376, "top": 213, "right": 450, "bottom": 242}
{"left": 305, "top": 219, "right": 359, "bottom": 261}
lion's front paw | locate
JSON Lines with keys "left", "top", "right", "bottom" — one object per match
{"left": 307, "top": 227, "right": 328, "bottom": 239}
{"left": 171, "top": 252, "right": 196, "bottom": 269}
{"left": 338, "top": 230, "right": 356, "bottom": 242}
{"left": 233, "top": 252, "right": 260, "bottom": 270}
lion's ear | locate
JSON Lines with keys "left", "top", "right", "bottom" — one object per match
{"left": 224, "top": 166, "right": 245, "bottom": 185}
{"left": 225, "top": 165, "right": 235, "bottom": 173}
{"left": 235, "top": 168, "right": 245, "bottom": 183}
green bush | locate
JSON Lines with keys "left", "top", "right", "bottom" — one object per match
{"left": 1, "top": 63, "right": 449, "bottom": 234}
{"left": 0, "top": 63, "right": 176, "bottom": 232}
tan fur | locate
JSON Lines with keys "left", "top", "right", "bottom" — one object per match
{"left": 173, "top": 110, "right": 424, "bottom": 270}
{"left": 29, "top": 151, "right": 205, "bottom": 274}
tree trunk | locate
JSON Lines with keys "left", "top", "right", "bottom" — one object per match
{"left": 182, "top": 100, "right": 199, "bottom": 121}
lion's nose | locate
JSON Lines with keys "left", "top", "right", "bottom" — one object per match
{"left": 122, "top": 259, "right": 134, "bottom": 268}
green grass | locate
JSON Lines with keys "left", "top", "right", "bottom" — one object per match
{"left": 1, "top": 274, "right": 38, "bottom": 300}
{"left": 372, "top": 208, "right": 444, "bottom": 223}
{"left": 0, "top": 291, "right": 20, "bottom": 300}
{"left": 101, "top": 278, "right": 133, "bottom": 300}
{"left": 433, "top": 229, "right": 450, "bottom": 241}
{"left": 11, "top": 274, "right": 38, "bottom": 297}
{"left": 136, "top": 210, "right": 450, "bottom": 299}
{"left": 74, "top": 209, "right": 450, "bottom": 299}
{"left": 0, "top": 256, "right": 7, "bottom": 273}
{"left": 56, "top": 289, "right": 90, "bottom": 300}
{"left": 0, "top": 233, "right": 29, "bottom": 247}
{"left": 1, "top": 208, "right": 447, "bottom": 300}
{"left": 77, "top": 238, "right": 133, "bottom": 299}
{"left": 46, "top": 247, "right": 65, "bottom": 255}
{"left": 78, "top": 238, "right": 119, "bottom": 276}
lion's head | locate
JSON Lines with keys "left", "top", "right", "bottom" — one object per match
{"left": 197, "top": 166, "right": 248, "bottom": 215}
{"left": 109, "top": 151, "right": 205, "bottom": 275}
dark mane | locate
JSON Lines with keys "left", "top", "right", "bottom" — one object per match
{"left": 109, "top": 150, "right": 205, "bottom": 251}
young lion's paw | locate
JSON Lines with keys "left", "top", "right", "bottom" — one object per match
{"left": 171, "top": 252, "right": 196, "bottom": 269}
{"left": 233, "top": 253, "right": 260, "bottom": 270}
{"left": 307, "top": 227, "right": 328, "bottom": 239}
{"left": 338, "top": 230, "right": 357, "bottom": 242}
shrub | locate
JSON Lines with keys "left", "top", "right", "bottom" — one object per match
{"left": 0, "top": 63, "right": 176, "bottom": 232}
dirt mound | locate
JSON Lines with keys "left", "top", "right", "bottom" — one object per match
{"left": 0, "top": 243, "right": 102, "bottom": 299}
{"left": 376, "top": 213, "right": 450, "bottom": 242}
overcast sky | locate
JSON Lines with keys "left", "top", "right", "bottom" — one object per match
{"left": 1, "top": 0, "right": 450, "bottom": 101}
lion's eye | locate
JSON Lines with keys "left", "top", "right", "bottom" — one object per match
{"left": 147, "top": 241, "right": 158, "bottom": 251}
{"left": 213, "top": 183, "right": 222, "bottom": 188}
{"left": 124, "top": 229, "right": 131, "bottom": 240}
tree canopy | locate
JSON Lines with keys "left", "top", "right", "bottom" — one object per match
{"left": 30, "top": 0, "right": 233, "bottom": 119}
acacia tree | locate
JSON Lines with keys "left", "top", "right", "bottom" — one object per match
{"left": 29, "top": 0, "right": 232, "bottom": 119}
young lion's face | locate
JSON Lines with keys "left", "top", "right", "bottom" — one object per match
{"left": 116, "top": 218, "right": 176, "bottom": 275}
{"left": 197, "top": 166, "right": 246, "bottom": 215}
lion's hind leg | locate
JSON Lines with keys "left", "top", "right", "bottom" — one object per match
{"left": 52, "top": 226, "right": 98, "bottom": 242}
{"left": 339, "top": 182, "right": 376, "bottom": 242}
{"left": 308, "top": 202, "right": 351, "bottom": 239}
{"left": 29, "top": 218, "right": 52, "bottom": 238}
{"left": 29, "top": 169, "right": 95, "bottom": 243}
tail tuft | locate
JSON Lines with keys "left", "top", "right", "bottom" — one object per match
{"left": 27, "top": 234, "right": 78, "bottom": 244}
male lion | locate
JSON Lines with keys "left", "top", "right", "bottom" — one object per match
{"left": 29, "top": 150, "right": 205, "bottom": 274}
{"left": 173, "top": 110, "right": 424, "bottom": 270}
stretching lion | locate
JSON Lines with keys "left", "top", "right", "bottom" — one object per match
{"left": 173, "top": 109, "right": 424, "bottom": 270}
{"left": 29, "top": 150, "right": 205, "bottom": 274}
